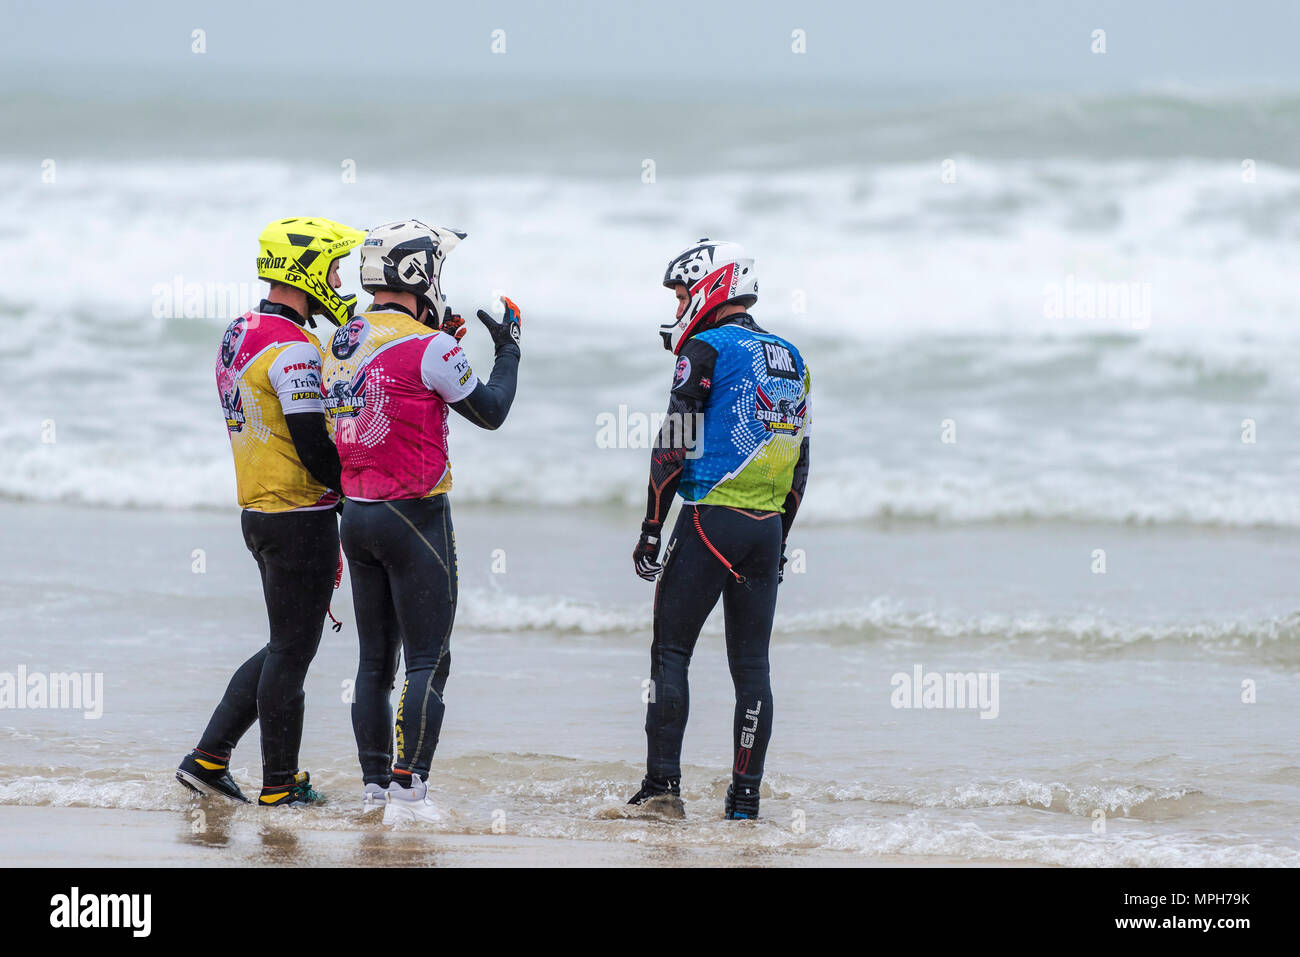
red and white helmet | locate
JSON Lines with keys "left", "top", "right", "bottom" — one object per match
{"left": 660, "top": 238, "right": 758, "bottom": 353}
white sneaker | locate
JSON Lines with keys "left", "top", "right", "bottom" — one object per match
{"left": 382, "top": 774, "right": 447, "bottom": 825}
{"left": 361, "top": 782, "right": 387, "bottom": 813}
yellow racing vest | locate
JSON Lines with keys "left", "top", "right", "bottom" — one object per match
{"left": 215, "top": 307, "right": 339, "bottom": 512}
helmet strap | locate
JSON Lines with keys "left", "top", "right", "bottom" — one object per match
{"left": 304, "top": 296, "right": 327, "bottom": 328}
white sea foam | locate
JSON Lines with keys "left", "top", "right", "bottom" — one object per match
{"left": 4, "top": 156, "right": 1300, "bottom": 524}
{"left": 824, "top": 815, "right": 1300, "bottom": 867}
{"left": 448, "top": 589, "right": 1300, "bottom": 659}
{"left": 2, "top": 766, "right": 1291, "bottom": 866}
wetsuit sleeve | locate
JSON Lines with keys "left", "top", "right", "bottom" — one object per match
{"left": 284, "top": 412, "right": 342, "bottom": 493}
{"left": 780, "top": 436, "right": 809, "bottom": 542}
{"left": 780, "top": 363, "right": 812, "bottom": 541}
{"left": 449, "top": 340, "right": 520, "bottom": 431}
{"left": 644, "top": 337, "right": 717, "bottom": 524}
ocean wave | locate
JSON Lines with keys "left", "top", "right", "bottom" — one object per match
{"left": 449, "top": 590, "right": 1300, "bottom": 659}
{"left": 6, "top": 442, "right": 1300, "bottom": 532}
{"left": 8, "top": 87, "right": 1300, "bottom": 169}
{"left": 6, "top": 155, "right": 1300, "bottom": 527}
{"left": 767, "top": 775, "right": 1200, "bottom": 818}
{"left": 3, "top": 155, "right": 1300, "bottom": 334}
{"left": 824, "top": 816, "right": 1300, "bottom": 867}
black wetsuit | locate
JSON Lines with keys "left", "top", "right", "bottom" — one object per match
{"left": 197, "top": 300, "right": 342, "bottom": 790}
{"left": 648, "top": 504, "right": 783, "bottom": 789}
{"left": 197, "top": 509, "right": 338, "bottom": 787}
{"left": 343, "top": 496, "right": 457, "bottom": 786}
{"left": 344, "top": 325, "right": 520, "bottom": 788}
{"left": 638, "top": 313, "right": 811, "bottom": 794}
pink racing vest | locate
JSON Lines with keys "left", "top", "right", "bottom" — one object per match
{"left": 320, "top": 307, "right": 478, "bottom": 501}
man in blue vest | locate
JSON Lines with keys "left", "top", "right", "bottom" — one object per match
{"left": 629, "top": 239, "right": 812, "bottom": 820}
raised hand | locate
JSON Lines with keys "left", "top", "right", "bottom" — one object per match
{"left": 475, "top": 296, "right": 522, "bottom": 353}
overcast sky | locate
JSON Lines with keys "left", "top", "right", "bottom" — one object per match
{"left": 2, "top": 0, "right": 1298, "bottom": 99}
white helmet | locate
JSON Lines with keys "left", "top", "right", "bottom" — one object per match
{"left": 359, "top": 219, "right": 466, "bottom": 320}
{"left": 660, "top": 239, "right": 758, "bottom": 353}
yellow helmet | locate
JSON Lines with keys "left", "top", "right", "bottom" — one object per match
{"left": 256, "top": 217, "right": 367, "bottom": 326}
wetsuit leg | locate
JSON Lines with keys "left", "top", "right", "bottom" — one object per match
{"left": 721, "top": 511, "right": 782, "bottom": 791}
{"left": 341, "top": 507, "right": 403, "bottom": 787}
{"left": 342, "top": 497, "right": 457, "bottom": 785}
{"left": 195, "top": 648, "right": 266, "bottom": 762}
{"left": 644, "top": 505, "right": 783, "bottom": 786}
{"left": 197, "top": 509, "right": 337, "bottom": 788}
{"left": 644, "top": 507, "right": 728, "bottom": 783}
{"left": 196, "top": 543, "right": 273, "bottom": 759}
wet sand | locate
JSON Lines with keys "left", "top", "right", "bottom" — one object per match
{"left": 0, "top": 806, "right": 1034, "bottom": 867}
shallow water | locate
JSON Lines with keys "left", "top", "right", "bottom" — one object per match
{"left": 2, "top": 503, "right": 1296, "bottom": 866}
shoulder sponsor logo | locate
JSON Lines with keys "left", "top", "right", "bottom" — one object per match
{"left": 282, "top": 360, "right": 319, "bottom": 373}
{"left": 220, "top": 317, "right": 247, "bottom": 368}
{"left": 762, "top": 341, "right": 798, "bottom": 379}
{"left": 330, "top": 317, "right": 368, "bottom": 360}
{"left": 442, "top": 345, "right": 462, "bottom": 362}
{"left": 673, "top": 355, "right": 692, "bottom": 389}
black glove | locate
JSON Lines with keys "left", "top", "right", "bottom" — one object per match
{"left": 633, "top": 519, "right": 663, "bottom": 581}
{"left": 439, "top": 306, "right": 467, "bottom": 342}
{"left": 778, "top": 545, "right": 788, "bottom": 584}
{"left": 475, "top": 296, "right": 522, "bottom": 353}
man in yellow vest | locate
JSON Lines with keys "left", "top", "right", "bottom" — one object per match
{"left": 177, "top": 217, "right": 363, "bottom": 807}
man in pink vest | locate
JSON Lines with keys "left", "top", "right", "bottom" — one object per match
{"left": 320, "top": 220, "right": 521, "bottom": 823}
